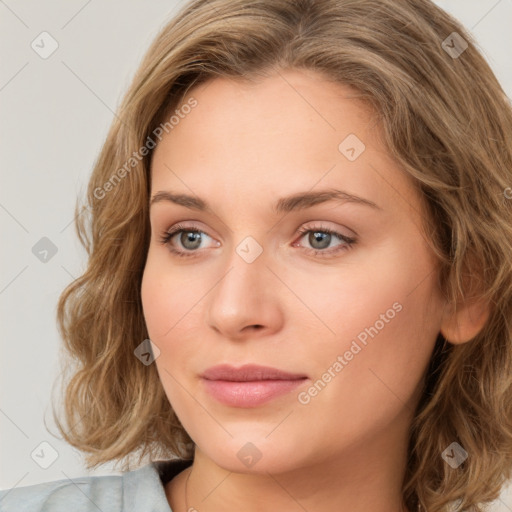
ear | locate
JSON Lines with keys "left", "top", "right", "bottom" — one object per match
{"left": 439, "top": 297, "right": 490, "bottom": 344}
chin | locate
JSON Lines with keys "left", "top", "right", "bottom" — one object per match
{"left": 196, "top": 432, "right": 312, "bottom": 475}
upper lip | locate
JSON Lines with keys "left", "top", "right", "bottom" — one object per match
{"left": 201, "top": 364, "right": 307, "bottom": 382}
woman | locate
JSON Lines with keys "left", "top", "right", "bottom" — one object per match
{"left": 2, "top": 0, "right": 511, "bottom": 511}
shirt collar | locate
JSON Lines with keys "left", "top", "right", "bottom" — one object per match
{"left": 122, "top": 459, "right": 193, "bottom": 512}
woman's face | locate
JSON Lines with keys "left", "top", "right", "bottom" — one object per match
{"left": 141, "top": 68, "right": 446, "bottom": 474}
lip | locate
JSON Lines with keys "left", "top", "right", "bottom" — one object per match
{"left": 201, "top": 364, "right": 308, "bottom": 408}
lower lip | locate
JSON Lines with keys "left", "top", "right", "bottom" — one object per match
{"left": 202, "top": 378, "right": 306, "bottom": 407}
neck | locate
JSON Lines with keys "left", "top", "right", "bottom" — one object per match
{"left": 168, "top": 414, "right": 413, "bottom": 512}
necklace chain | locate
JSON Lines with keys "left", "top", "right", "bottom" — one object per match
{"left": 184, "top": 466, "right": 192, "bottom": 512}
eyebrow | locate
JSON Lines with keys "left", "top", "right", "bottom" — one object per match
{"left": 149, "top": 188, "right": 381, "bottom": 214}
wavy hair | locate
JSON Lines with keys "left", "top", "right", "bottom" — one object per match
{"left": 52, "top": 1, "right": 512, "bottom": 510}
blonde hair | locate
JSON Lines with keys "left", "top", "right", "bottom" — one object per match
{"left": 52, "top": 1, "right": 512, "bottom": 510}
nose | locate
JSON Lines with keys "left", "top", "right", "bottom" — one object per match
{"left": 206, "top": 244, "right": 285, "bottom": 341}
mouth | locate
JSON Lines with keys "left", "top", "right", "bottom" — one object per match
{"left": 200, "top": 364, "right": 308, "bottom": 408}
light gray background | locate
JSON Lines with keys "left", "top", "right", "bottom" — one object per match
{"left": 1, "top": 0, "right": 511, "bottom": 508}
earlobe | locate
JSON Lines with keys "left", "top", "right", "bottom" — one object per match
{"left": 439, "top": 298, "right": 490, "bottom": 344}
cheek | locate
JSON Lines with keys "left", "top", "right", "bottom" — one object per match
{"left": 141, "top": 250, "right": 204, "bottom": 343}
{"left": 298, "top": 241, "right": 441, "bottom": 419}
{"left": 141, "top": 253, "right": 201, "bottom": 413}
{"left": 140, "top": 250, "right": 211, "bottom": 420}
{"left": 289, "top": 240, "right": 438, "bottom": 349}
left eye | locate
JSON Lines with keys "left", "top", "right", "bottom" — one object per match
{"left": 158, "top": 224, "right": 356, "bottom": 258}
{"left": 293, "top": 226, "right": 356, "bottom": 257}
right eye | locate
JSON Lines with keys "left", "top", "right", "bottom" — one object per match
{"left": 159, "top": 223, "right": 219, "bottom": 258}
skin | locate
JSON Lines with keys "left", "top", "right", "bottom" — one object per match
{"left": 140, "top": 68, "right": 487, "bottom": 512}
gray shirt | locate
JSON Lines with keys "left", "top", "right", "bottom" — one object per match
{"left": 0, "top": 459, "right": 192, "bottom": 512}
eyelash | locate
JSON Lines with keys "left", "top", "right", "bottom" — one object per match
{"left": 158, "top": 223, "right": 356, "bottom": 259}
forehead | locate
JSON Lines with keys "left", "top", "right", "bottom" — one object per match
{"left": 149, "top": 70, "right": 422, "bottom": 221}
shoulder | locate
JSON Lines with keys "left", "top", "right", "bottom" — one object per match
{"left": 0, "top": 472, "right": 123, "bottom": 512}
{"left": 0, "top": 459, "right": 191, "bottom": 512}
